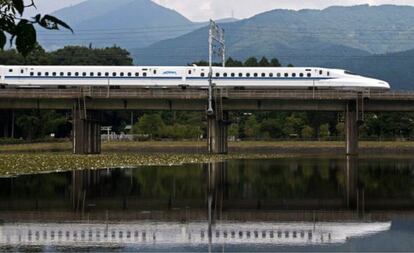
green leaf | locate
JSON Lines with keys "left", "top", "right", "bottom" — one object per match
{"left": 39, "top": 15, "right": 73, "bottom": 33}
{"left": 0, "top": 31, "right": 6, "bottom": 50}
{"left": 15, "top": 22, "right": 36, "bottom": 56}
{"left": 12, "top": 0, "right": 24, "bottom": 15}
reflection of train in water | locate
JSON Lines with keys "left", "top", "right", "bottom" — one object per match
{"left": 0, "top": 221, "right": 391, "bottom": 246}
{"left": 0, "top": 65, "right": 390, "bottom": 90}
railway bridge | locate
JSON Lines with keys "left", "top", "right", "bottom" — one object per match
{"left": 1, "top": 87, "right": 414, "bottom": 155}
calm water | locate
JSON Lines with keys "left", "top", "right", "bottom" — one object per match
{"left": 0, "top": 156, "right": 413, "bottom": 252}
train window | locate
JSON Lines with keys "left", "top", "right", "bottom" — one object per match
{"left": 299, "top": 73, "right": 304, "bottom": 77}
{"left": 143, "top": 72, "right": 147, "bottom": 77}
{"left": 127, "top": 72, "right": 132, "bottom": 77}
{"left": 60, "top": 72, "right": 64, "bottom": 76}
{"left": 292, "top": 73, "right": 296, "bottom": 77}
{"left": 215, "top": 73, "right": 220, "bottom": 77}
{"left": 9, "top": 69, "right": 13, "bottom": 72}
{"left": 307, "top": 73, "right": 311, "bottom": 77}
{"left": 67, "top": 72, "right": 72, "bottom": 76}
{"left": 231, "top": 73, "right": 235, "bottom": 77}
{"left": 261, "top": 73, "right": 266, "bottom": 77}
{"left": 52, "top": 72, "right": 57, "bottom": 76}
{"left": 90, "top": 72, "right": 94, "bottom": 76}
{"left": 82, "top": 72, "right": 86, "bottom": 77}
{"left": 153, "top": 70, "right": 157, "bottom": 74}
{"left": 45, "top": 72, "right": 49, "bottom": 76}
{"left": 112, "top": 72, "right": 117, "bottom": 77}
{"left": 254, "top": 73, "right": 258, "bottom": 77}
{"left": 37, "top": 72, "right": 42, "bottom": 76}
{"left": 284, "top": 73, "right": 289, "bottom": 77}
{"left": 120, "top": 72, "right": 124, "bottom": 77}
{"left": 188, "top": 70, "right": 192, "bottom": 75}
{"left": 75, "top": 72, "right": 79, "bottom": 76}
{"left": 327, "top": 71, "right": 330, "bottom": 76}
{"left": 20, "top": 69, "right": 24, "bottom": 74}
{"left": 239, "top": 73, "right": 243, "bottom": 77}
{"left": 269, "top": 73, "right": 273, "bottom": 77}
{"left": 223, "top": 73, "right": 228, "bottom": 77}
{"left": 135, "top": 72, "right": 139, "bottom": 77}
{"left": 319, "top": 70, "right": 323, "bottom": 75}
{"left": 105, "top": 72, "right": 109, "bottom": 77}
{"left": 277, "top": 73, "right": 281, "bottom": 77}
{"left": 201, "top": 73, "right": 205, "bottom": 77}
{"left": 97, "top": 72, "right": 101, "bottom": 77}
{"left": 246, "top": 73, "right": 250, "bottom": 77}
{"left": 30, "top": 72, "right": 34, "bottom": 76}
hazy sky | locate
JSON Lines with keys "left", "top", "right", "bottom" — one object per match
{"left": 26, "top": 0, "right": 414, "bottom": 21}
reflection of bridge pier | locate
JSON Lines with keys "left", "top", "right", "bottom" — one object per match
{"left": 345, "top": 156, "right": 365, "bottom": 216}
{"left": 207, "top": 162, "right": 228, "bottom": 222}
{"left": 72, "top": 169, "right": 102, "bottom": 212}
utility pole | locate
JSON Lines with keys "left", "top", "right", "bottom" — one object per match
{"left": 207, "top": 19, "right": 226, "bottom": 115}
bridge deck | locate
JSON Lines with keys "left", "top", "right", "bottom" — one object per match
{"left": 0, "top": 88, "right": 413, "bottom": 111}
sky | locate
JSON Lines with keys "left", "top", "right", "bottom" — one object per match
{"left": 25, "top": 0, "right": 414, "bottom": 21}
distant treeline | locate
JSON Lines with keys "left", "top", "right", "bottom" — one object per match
{"left": 0, "top": 46, "right": 414, "bottom": 141}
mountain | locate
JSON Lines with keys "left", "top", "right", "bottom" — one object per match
{"left": 132, "top": 5, "right": 414, "bottom": 66}
{"left": 38, "top": 0, "right": 203, "bottom": 50}
{"left": 325, "top": 49, "right": 414, "bottom": 90}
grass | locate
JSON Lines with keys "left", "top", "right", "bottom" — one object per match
{"left": 0, "top": 153, "right": 291, "bottom": 177}
{"left": 1, "top": 140, "right": 414, "bottom": 153}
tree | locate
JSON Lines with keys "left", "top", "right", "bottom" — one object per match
{"left": 336, "top": 122, "right": 345, "bottom": 139}
{"left": 229, "top": 124, "right": 239, "bottom": 139}
{"left": 0, "top": 0, "right": 72, "bottom": 56}
{"left": 244, "top": 115, "right": 260, "bottom": 139}
{"left": 133, "top": 114, "right": 165, "bottom": 139}
{"left": 258, "top": 57, "right": 270, "bottom": 67}
{"left": 319, "top": 124, "right": 330, "bottom": 139}
{"left": 270, "top": 58, "right": 281, "bottom": 67}
{"left": 301, "top": 126, "right": 314, "bottom": 139}
{"left": 283, "top": 114, "right": 305, "bottom": 137}
{"left": 226, "top": 57, "right": 243, "bottom": 67}
{"left": 244, "top": 57, "right": 259, "bottom": 67}
{"left": 260, "top": 118, "right": 283, "bottom": 138}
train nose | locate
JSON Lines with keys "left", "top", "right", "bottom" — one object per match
{"left": 378, "top": 81, "right": 390, "bottom": 90}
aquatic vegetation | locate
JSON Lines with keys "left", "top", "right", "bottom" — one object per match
{"left": 0, "top": 153, "right": 288, "bottom": 177}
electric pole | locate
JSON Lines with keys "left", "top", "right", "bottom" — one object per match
{"left": 207, "top": 19, "right": 226, "bottom": 115}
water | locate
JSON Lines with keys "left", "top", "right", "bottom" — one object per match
{"left": 0, "top": 156, "right": 413, "bottom": 252}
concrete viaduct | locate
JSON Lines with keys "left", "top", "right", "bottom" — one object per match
{"left": 1, "top": 87, "right": 414, "bottom": 155}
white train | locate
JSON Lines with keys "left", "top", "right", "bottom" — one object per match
{"left": 0, "top": 65, "right": 390, "bottom": 90}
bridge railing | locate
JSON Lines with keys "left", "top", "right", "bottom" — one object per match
{"left": 1, "top": 87, "right": 414, "bottom": 100}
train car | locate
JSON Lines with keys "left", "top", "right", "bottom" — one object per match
{"left": 0, "top": 65, "right": 390, "bottom": 90}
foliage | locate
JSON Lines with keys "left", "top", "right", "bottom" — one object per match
{"left": 0, "top": 0, "right": 72, "bottom": 56}
{"left": 319, "top": 124, "right": 330, "bottom": 139}
{"left": 301, "top": 126, "right": 314, "bottom": 139}
{"left": 244, "top": 115, "right": 261, "bottom": 139}
{"left": 133, "top": 114, "right": 165, "bottom": 138}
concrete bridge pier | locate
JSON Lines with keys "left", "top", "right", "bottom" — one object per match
{"left": 346, "top": 101, "right": 359, "bottom": 156}
{"left": 72, "top": 105, "right": 102, "bottom": 155}
{"left": 207, "top": 111, "right": 229, "bottom": 154}
{"left": 0, "top": 110, "right": 14, "bottom": 138}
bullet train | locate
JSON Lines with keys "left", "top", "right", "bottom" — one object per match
{"left": 0, "top": 65, "right": 390, "bottom": 90}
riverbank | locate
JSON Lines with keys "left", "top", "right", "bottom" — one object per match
{"left": 2, "top": 140, "right": 414, "bottom": 154}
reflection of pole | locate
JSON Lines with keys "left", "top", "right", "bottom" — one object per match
{"left": 208, "top": 195, "right": 212, "bottom": 252}
{"left": 346, "top": 156, "right": 359, "bottom": 210}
